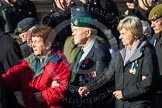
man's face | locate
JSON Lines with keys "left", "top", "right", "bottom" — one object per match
{"left": 72, "top": 26, "right": 88, "bottom": 46}
{"left": 19, "top": 31, "right": 29, "bottom": 43}
{"left": 126, "top": 2, "right": 135, "bottom": 9}
{"left": 32, "top": 36, "right": 45, "bottom": 57}
{"left": 151, "top": 17, "right": 162, "bottom": 34}
{"left": 19, "top": 30, "right": 32, "bottom": 46}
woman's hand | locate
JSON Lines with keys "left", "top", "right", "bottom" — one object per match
{"left": 113, "top": 90, "right": 123, "bottom": 100}
{"left": 51, "top": 80, "right": 60, "bottom": 88}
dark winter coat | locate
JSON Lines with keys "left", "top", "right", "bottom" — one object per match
{"left": 65, "top": 39, "right": 114, "bottom": 108}
{"left": 150, "top": 33, "right": 162, "bottom": 108}
{"left": 0, "top": 29, "right": 23, "bottom": 108}
{"left": 107, "top": 39, "right": 157, "bottom": 108}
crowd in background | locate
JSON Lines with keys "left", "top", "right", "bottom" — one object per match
{"left": 0, "top": 0, "right": 162, "bottom": 108}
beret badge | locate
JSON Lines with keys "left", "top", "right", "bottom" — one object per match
{"left": 18, "top": 27, "right": 23, "bottom": 33}
{"left": 76, "top": 8, "right": 81, "bottom": 12}
{"left": 74, "top": 19, "right": 78, "bottom": 26}
{"left": 151, "top": 14, "right": 158, "bottom": 20}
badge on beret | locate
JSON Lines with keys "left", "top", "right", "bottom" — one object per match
{"left": 76, "top": 8, "right": 81, "bottom": 12}
{"left": 151, "top": 14, "right": 158, "bottom": 20}
{"left": 125, "top": 10, "right": 129, "bottom": 15}
{"left": 18, "top": 27, "right": 23, "bottom": 33}
{"left": 74, "top": 19, "right": 78, "bottom": 26}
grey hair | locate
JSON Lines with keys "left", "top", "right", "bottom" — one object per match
{"left": 117, "top": 16, "right": 144, "bottom": 39}
{"left": 141, "top": 20, "right": 152, "bottom": 37}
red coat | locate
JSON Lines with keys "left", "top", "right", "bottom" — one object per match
{"left": 2, "top": 49, "right": 70, "bottom": 108}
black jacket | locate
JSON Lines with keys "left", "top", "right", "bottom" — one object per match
{"left": 0, "top": 29, "right": 23, "bottom": 108}
{"left": 151, "top": 34, "right": 162, "bottom": 90}
{"left": 66, "top": 39, "right": 114, "bottom": 108}
{"left": 107, "top": 39, "right": 157, "bottom": 108}
{"left": 0, "top": 0, "right": 37, "bottom": 33}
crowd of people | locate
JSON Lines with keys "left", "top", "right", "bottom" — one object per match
{"left": 0, "top": 0, "right": 162, "bottom": 108}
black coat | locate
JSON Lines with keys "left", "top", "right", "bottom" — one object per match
{"left": 65, "top": 39, "right": 114, "bottom": 108}
{"left": 0, "top": 29, "right": 23, "bottom": 108}
{"left": 107, "top": 39, "right": 157, "bottom": 108}
{"left": 0, "top": 0, "right": 37, "bottom": 33}
{"left": 150, "top": 34, "right": 162, "bottom": 108}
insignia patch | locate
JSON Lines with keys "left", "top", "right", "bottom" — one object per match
{"left": 18, "top": 27, "right": 22, "bottom": 33}
{"left": 125, "top": 10, "right": 129, "bottom": 15}
{"left": 76, "top": 8, "right": 81, "bottom": 11}
{"left": 74, "top": 19, "right": 78, "bottom": 26}
{"left": 152, "top": 14, "right": 158, "bottom": 20}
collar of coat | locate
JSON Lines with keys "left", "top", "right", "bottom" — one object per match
{"left": 25, "top": 48, "right": 61, "bottom": 77}
{"left": 120, "top": 39, "right": 147, "bottom": 62}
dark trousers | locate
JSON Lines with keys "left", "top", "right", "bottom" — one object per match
{"left": 151, "top": 92, "right": 162, "bottom": 108}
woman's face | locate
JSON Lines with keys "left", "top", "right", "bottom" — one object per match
{"left": 119, "top": 28, "right": 136, "bottom": 49}
{"left": 32, "top": 36, "right": 45, "bottom": 57}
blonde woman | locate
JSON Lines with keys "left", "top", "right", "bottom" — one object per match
{"left": 106, "top": 16, "right": 157, "bottom": 108}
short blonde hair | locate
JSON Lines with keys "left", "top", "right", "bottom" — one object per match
{"left": 117, "top": 16, "right": 144, "bottom": 39}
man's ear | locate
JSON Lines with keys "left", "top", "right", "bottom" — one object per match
{"left": 86, "top": 29, "right": 92, "bottom": 38}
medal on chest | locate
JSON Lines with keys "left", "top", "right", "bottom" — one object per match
{"left": 129, "top": 60, "right": 138, "bottom": 74}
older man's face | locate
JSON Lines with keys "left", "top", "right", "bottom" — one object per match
{"left": 151, "top": 17, "right": 162, "bottom": 34}
{"left": 72, "top": 26, "right": 88, "bottom": 46}
{"left": 19, "top": 31, "right": 29, "bottom": 43}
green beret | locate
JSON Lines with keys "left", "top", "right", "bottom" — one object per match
{"left": 71, "top": 16, "right": 96, "bottom": 29}
{"left": 148, "top": 4, "right": 162, "bottom": 21}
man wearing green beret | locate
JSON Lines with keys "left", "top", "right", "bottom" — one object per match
{"left": 148, "top": 3, "right": 162, "bottom": 108}
{"left": 63, "top": 6, "right": 111, "bottom": 64}
{"left": 63, "top": 14, "right": 115, "bottom": 108}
